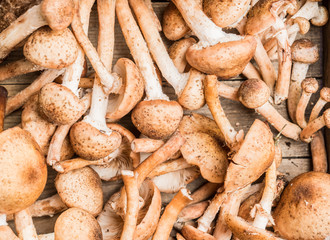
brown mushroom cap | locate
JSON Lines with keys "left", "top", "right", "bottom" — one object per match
{"left": 23, "top": 27, "right": 78, "bottom": 69}
{"left": 38, "top": 83, "right": 85, "bottom": 125}
{"left": 301, "top": 77, "right": 319, "bottom": 94}
{"left": 293, "top": 17, "right": 310, "bottom": 35}
{"left": 291, "top": 38, "right": 319, "bottom": 64}
{"left": 70, "top": 121, "right": 122, "bottom": 160}
{"left": 55, "top": 167, "right": 103, "bottom": 216}
{"left": 186, "top": 36, "right": 257, "bottom": 79}
{"left": 203, "top": 0, "right": 251, "bottom": 28}
{"left": 273, "top": 172, "right": 330, "bottom": 240}
{"left": 41, "top": 0, "right": 74, "bottom": 31}
{"left": 310, "top": 6, "right": 329, "bottom": 26}
{"left": 238, "top": 78, "right": 270, "bottom": 109}
{"left": 55, "top": 208, "right": 102, "bottom": 240}
{"left": 162, "top": 2, "right": 190, "bottom": 41}
{"left": 131, "top": 100, "right": 183, "bottom": 139}
{"left": 0, "top": 127, "right": 47, "bottom": 214}
{"left": 106, "top": 58, "right": 144, "bottom": 121}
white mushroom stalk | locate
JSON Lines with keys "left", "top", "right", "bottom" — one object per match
{"left": 0, "top": 0, "right": 74, "bottom": 62}
{"left": 14, "top": 209, "right": 38, "bottom": 240}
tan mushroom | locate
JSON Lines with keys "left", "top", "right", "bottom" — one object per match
{"left": 181, "top": 225, "right": 216, "bottom": 240}
{"left": 55, "top": 208, "right": 102, "bottom": 240}
{"left": 273, "top": 171, "right": 330, "bottom": 240}
{"left": 300, "top": 109, "right": 330, "bottom": 142}
{"left": 168, "top": 38, "right": 196, "bottom": 73}
{"left": 0, "top": 0, "right": 74, "bottom": 61}
{"left": 309, "top": 87, "right": 330, "bottom": 122}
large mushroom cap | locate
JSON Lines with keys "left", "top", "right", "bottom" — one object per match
{"left": 41, "top": 0, "right": 74, "bottom": 31}
{"left": 0, "top": 127, "right": 47, "bottom": 214}
{"left": 273, "top": 172, "right": 330, "bottom": 240}
{"left": 55, "top": 208, "right": 102, "bottom": 240}
{"left": 186, "top": 36, "right": 257, "bottom": 79}
{"left": 238, "top": 78, "right": 270, "bottom": 109}
{"left": 203, "top": 0, "right": 251, "bottom": 28}
{"left": 106, "top": 58, "right": 144, "bottom": 121}
{"left": 131, "top": 100, "right": 183, "bottom": 139}
{"left": 70, "top": 121, "right": 122, "bottom": 160}
{"left": 291, "top": 38, "right": 319, "bottom": 64}
{"left": 39, "top": 83, "right": 85, "bottom": 125}
{"left": 55, "top": 167, "right": 103, "bottom": 216}
{"left": 23, "top": 27, "right": 78, "bottom": 69}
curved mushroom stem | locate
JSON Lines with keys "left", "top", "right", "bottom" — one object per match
{"left": 311, "top": 131, "right": 328, "bottom": 172}
{"left": 120, "top": 170, "right": 139, "bottom": 240}
{"left": 147, "top": 158, "right": 193, "bottom": 178}
{"left": 14, "top": 208, "right": 38, "bottom": 240}
{"left": 0, "top": 86, "right": 8, "bottom": 132}
{"left": 152, "top": 188, "right": 193, "bottom": 240}
{"left": 5, "top": 69, "right": 63, "bottom": 116}
{"left": 131, "top": 138, "right": 165, "bottom": 153}
{"left": 300, "top": 109, "right": 330, "bottom": 142}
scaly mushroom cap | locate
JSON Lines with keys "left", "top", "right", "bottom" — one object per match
{"left": 55, "top": 208, "right": 102, "bottom": 240}
{"left": 273, "top": 172, "right": 330, "bottom": 240}
{"left": 0, "top": 127, "right": 47, "bottom": 214}
{"left": 320, "top": 87, "right": 330, "bottom": 102}
{"left": 186, "top": 36, "right": 257, "bottom": 79}
{"left": 291, "top": 38, "right": 319, "bottom": 64}
{"left": 238, "top": 78, "right": 270, "bottom": 109}
{"left": 106, "top": 58, "right": 144, "bottom": 121}
{"left": 41, "top": 0, "right": 74, "bottom": 31}
{"left": 203, "top": 0, "right": 251, "bottom": 28}
{"left": 310, "top": 6, "right": 329, "bottom": 26}
{"left": 301, "top": 78, "right": 318, "bottom": 94}
{"left": 225, "top": 119, "right": 275, "bottom": 192}
{"left": 131, "top": 100, "right": 183, "bottom": 139}
{"left": 23, "top": 27, "right": 79, "bottom": 69}
{"left": 55, "top": 167, "right": 103, "bottom": 216}
{"left": 178, "top": 69, "right": 205, "bottom": 110}
{"left": 162, "top": 2, "right": 190, "bottom": 41}
{"left": 181, "top": 132, "right": 228, "bottom": 183}
{"left": 39, "top": 83, "right": 85, "bottom": 125}
{"left": 70, "top": 121, "right": 122, "bottom": 160}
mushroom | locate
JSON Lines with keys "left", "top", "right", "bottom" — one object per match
{"left": 14, "top": 208, "right": 38, "bottom": 240}
{"left": 295, "top": 78, "right": 318, "bottom": 128}
{"left": 55, "top": 208, "right": 102, "bottom": 240}
{"left": 176, "top": 201, "right": 209, "bottom": 228}
{"left": 131, "top": 138, "right": 165, "bottom": 153}
{"left": 38, "top": 0, "right": 94, "bottom": 125}
{"left": 300, "top": 109, "right": 330, "bottom": 142}
{"left": 310, "top": 131, "right": 328, "bottom": 172}
{"left": 0, "top": 0, "right": 74, "bottom": 61}
{"left": 55, "top": 167, "right": 103, "bottom": 216}
{"left": 173, "top": 0, "right": 257, "bottom": 79}
{"left": 181, "top": 225, "right": 216, "bottom": 240}
{"left": 245, "top": 0, "right": 293, "bottom": 104}
{"left": 273, "top": 171, "right": 330, "bottom": 239}
{"left": 288, "top": 39, "right": 319, "bottom": 122}
{"left": 70, "top": 0, "right": 122, "bottom": 160}
{"left": 116, "top": 0, "right": 183, "bottom": 139}
{"left": 286, "top": 17, "right": 311, "bottom": 45}
{"left": 309, "top": 87, "right": 330, "bottom": 122}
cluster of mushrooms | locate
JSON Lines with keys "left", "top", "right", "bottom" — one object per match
{"left": 0, "top": 0, "right": 329, "bottom": 239}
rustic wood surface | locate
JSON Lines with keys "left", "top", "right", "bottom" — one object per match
{"left": 1, "top": 1, "right": 326, "bottom": 235}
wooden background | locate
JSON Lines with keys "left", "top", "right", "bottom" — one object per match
{"left": 1, "top": 1, "right": 328, "bottom": 235}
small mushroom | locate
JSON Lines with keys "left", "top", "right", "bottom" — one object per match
{"left": 168, "top": 38, "right": 196, "bottom": 73}
{"left": 0, "top": 0, "right": 74, "bottom": 61}
{"left": 300, "top": 109, "right": 330, "bottom": 142}
{"left": 55, "top": 208, "right": 102, "bottom": 240}
{"left": 273, "top": 171, "right": 330, "bottom": 240}
{"left": 287, "top": 17, "right": 310, "bottom": 45}
{"left": 309, "top": 87, "right": 330, "bottom": 122}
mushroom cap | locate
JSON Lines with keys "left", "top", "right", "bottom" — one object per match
{"left": 41, "top": 0, "right": 74, "bottom": 31}
{"left": 55, "top": 208, "right": 102, "bottom": 240}
{"left": 181, "top": 132, "right": 228, "bottom": 183}
{"left": 203, "top": 0, "right": 251, "bottom": 28}
{"left": 238, "top": 78, "right": 270, "bottom": 109}
{"left": 310, "top": 6, "right": 329, "bottom": 27}
{"left": 178, "top": 69, "right": 205, "bottom": 110}
{"left": 301, "top": 78, "right": 318, "bottom": 93}
{"left": 23, "top": 27, "right": 78, "bottom": 69}
{"left": 273, "top": 172, "right": 330, "bottom": 240}
{"left": 293, "top": 17, "right": 310, "bottom": 35}
{"left": 162, "top": 2, "right": 190, "bottom": 41}
{"left": 291, "top": 38, "right": 319, "bottom": 64}
{"left": 225, "top": 119, "right": 275, "bottom": 192}
{"left": 131, "top": 100, "right": 183, "bottom": 139}
{"left": 324, "top": 109, "right": 330, "bottom": 129}
{"left": 70, "top": 121, "right": 122, "bottom": 160}
{"left": 181, "top": 225, "right": 216, "bottom": 240}
{"left": 0, "top": 127, "right": 47, "bottom": 214}
{"left": 39, "top": 83, "right": 85, "bottom": 125}
{"left": 55, "top": 167, "right": 103, "bottom": 216}
{"left": 106, "top": 58, "right": 144, "bottom": 121}
{"left": 186, "top": 36, "right": 257, "bottom": 79}
{"left": 320, "top": 87, "right": 330, "bottom": 102}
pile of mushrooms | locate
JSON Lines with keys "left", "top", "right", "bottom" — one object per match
{"left": 0, "top": 0, "right": 329, "bottom": 239}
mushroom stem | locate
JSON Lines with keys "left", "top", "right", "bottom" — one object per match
{"left": 242, "top": 62, "right": 262, "bottom": 80}
{"left": 309, "top": 87, "right": 330, "bottom": 122}
{"left": 0, "top": 59, "right": 44, "bottom": 82}
{"left": 0, "top": 86, "right": 8, "bottom": 132}
{"left": 148, "top": 158, "right": 193, "bottom": 178}
{"left": 152, "top": 188, "right": 193, "bottom": 240}
{"left": 216, "top": 82, "right": 239, "bottom": 101}
{"left": 189, "top": 182, "right": 221, "bottom": 205}
{"left": 300, "top": 109, "right": 330, "bottom": 142}
{"left": 311, "top": 131, "right": 328, "bottom": 172}
{"left": 14, "top": 208, "right": 38, "bottom": 240}
{"left": 120, "top": 170, "right": 139, "bottom": 240}
{"left": 5, "top": 69, "right": 63, "bottom": 116}
{"left": 291, "top": 62, "right": 309, "bottom": 83}
{"left": 131, "top": 138, "right": 165, "bottom": 153}
{"left": 0, "top": 225, "right": 19, "bottom": 240}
